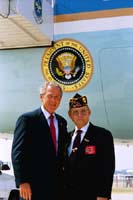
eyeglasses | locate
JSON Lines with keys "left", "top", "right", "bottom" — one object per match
{"left": 71, "top": 109, "right": 89, "bottom": 116}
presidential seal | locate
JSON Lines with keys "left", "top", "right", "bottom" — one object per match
{"left": 41, "top": 38, "right": 93, "bottom": 92}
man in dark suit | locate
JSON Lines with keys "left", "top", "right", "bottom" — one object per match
{"left": 11, "top": 81, "right": 67, "bottom": 200}
{"left": 64, "top": 93, "right": 115, "bottom": 200}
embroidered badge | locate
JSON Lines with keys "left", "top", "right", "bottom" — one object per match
{"left": 85, "top": 145, "right": 96, "bottom": 155}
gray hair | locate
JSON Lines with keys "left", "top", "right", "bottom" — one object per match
{"left": 39, "top": 81, "right": 63, "bottom": 96}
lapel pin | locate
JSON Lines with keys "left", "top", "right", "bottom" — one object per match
{"left": 72, "top": 147, "right": 78, "bottom": 152}
{"left": 84, "top": 138, "right": 90, "bottom": 143}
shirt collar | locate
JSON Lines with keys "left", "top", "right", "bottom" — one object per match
{"left": 41, "top": 105, "right": 55, "bottom": 120}
{"left": 75, "top": 121, "right": 90, "bottom": 133}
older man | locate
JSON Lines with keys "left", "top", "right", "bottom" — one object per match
{"left": 64, "top": 93, "right": 115, "bottom": 200}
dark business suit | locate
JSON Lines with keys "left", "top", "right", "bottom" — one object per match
{"left": 11, "top": 107, "right": 67, "bottom": 200}
{"left": 64, "top": 122, "right": 115, "bottom": 200}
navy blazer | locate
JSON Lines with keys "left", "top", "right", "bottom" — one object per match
{"left": 11, "top": 107, "right": 67, "bottom": 200}
{"left": 64, "top": 122, "right": 115, "bottom": 200}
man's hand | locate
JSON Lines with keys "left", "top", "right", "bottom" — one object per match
{"left": 19, "top": 183, "right": 32, "bottom": 200}
{"left": 97, "top": 197, "right": 108, "bottom": 200}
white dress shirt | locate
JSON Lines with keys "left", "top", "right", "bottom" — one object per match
{"left": 68, "top": 121, "right": 90, "bottom": 156}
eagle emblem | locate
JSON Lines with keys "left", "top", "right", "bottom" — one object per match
{"left": 56, "top": 52, "right": 80, "bottom": 80}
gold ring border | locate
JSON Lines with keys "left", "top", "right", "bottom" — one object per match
{"left": 41, "top": 38, "right": 94, "bottom": 92}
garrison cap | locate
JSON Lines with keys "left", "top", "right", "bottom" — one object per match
{"left": 69, "top": 93, "right": 88, "bottom": 108}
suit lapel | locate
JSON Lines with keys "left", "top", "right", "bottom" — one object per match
{"left": 37, "top": 108, "right": 56, "bottom": 152}
{"left": 55, "top": 115, "right": 64, "bottom": 152}
{"left": 38, "top": 108, "right": 50, "bottom": 131}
